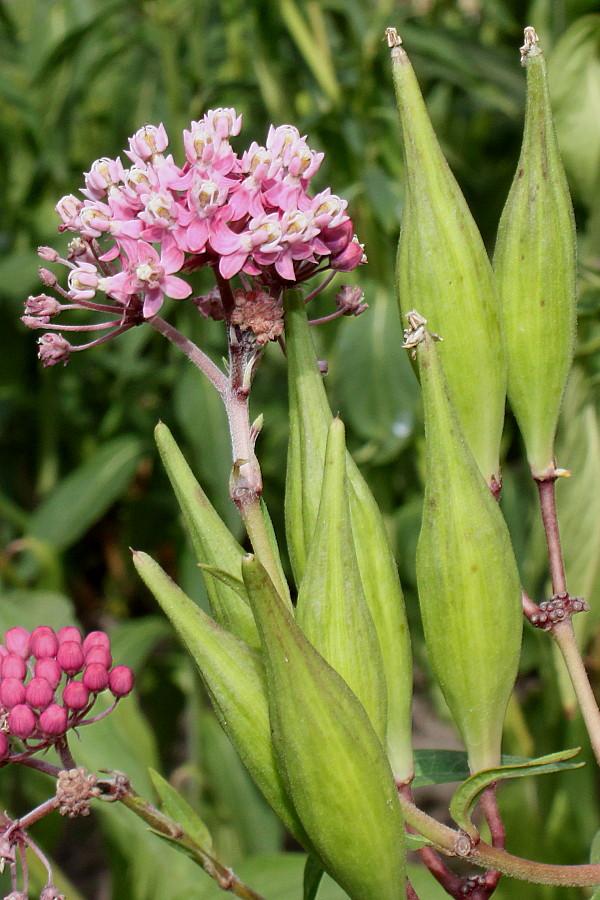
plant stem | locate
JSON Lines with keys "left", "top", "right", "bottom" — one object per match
{"left": 107, "top": 777, "right": 268, "bottom": 900}
{"left": 536, "top": 478, "right": 567, "bottom": 595}
{"left": 149, "top": 315, "right": 228, "bottom": 395}
{"left": 535, "top": 476, "right": 600, "bottom": 764}
{"left": 397, "top": 793, "right": 600, "bottom": 887}
{"left": 552, "top": 620, "right": 600, "bottom": 765}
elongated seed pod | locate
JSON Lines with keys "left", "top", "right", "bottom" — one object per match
{"left": 284, "top": 289, "right": 413, "bottom": 780}
{"left": 415, "top": 332, "right": 522, "bottom": 773}
{"left": 494, "top": 27, "right": 576, "bottom": 478}
{"left": 155, "top": 423, "right": 260, "bottom": 649}
{"left": 296, "top": 418, "right": 387, "bottom": 740}
{"left": 389, "top": 31, "right": 506, "bottom": 489}
{"left": 242, "top": 555, "right": 406, "bottom": 900}
{"left": 132, "top": 550, "right": 310, "bottom": 847}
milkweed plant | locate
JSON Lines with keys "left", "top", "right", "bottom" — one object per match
{"left": 7, "top": 23, "right": 600, "bottom": 900}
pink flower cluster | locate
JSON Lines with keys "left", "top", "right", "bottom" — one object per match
{"left": 0, "top": 626, "right": 134, "bottom": 762}
{"left": 22, "top": 109, "right": 364, "bottom": 367}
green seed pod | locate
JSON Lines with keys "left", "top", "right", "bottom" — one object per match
{"left": 242, "top": 554, "right": 406, "bottom": 900}
{"left": 493, "top": 27, "right": 576, "bottom": 478}
{"left": 389, "top": 29, "right": 506, "bottom": 489}
{"left": 155, "top": 422, "right": 260, "bottom": 649}
{"left": 284, "top": 289, "right": 413, "bottom": 781}
{"left": 132, "top": 549, "right": 310, "bottom": 847}
{"left": 296, "top": 417, "right": 387, "bottom": 741}
{"left": 414, "top": 328, "right": 522, "bottom": 773}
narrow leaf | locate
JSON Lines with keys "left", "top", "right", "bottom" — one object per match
{"left": 149, "top": 767, "right": 214, "bottom": 854}
{"left": 304, "top": 855, "right": 325, "bottom": 900}
{"left": 449, "top": 747, "right": 582, "bottom": 837}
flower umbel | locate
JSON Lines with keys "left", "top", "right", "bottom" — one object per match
{"left": 0, "top": 626, "right": 134, "bottom": 763}
{"left": 23, "top": 110, "right": 364, "bottom": 366}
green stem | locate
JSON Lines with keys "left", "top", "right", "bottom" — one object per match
{"left": 552, "top": 620, "right": 600, "bottom": 766}
{"left": 397, "top": 794, "right": 600, "bottom": 887}
{"left": 111, "top": 779, "right": 268, "bottom": 900}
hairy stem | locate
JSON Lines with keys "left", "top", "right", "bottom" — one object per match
{"left": 149, "top": 315, "right": 228, "bottom": 394}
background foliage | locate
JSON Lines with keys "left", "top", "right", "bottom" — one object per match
{"left": 1, "top": 0, "right": 600, "bottom": 897}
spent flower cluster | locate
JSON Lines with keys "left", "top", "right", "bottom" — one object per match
{"left": 0, "top": 626, "right": 134, "bottom": 762}
{"left": 22, "top": 109, "right": 365, "bottom": 367}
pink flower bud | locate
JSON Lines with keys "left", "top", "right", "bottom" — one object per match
{"left": 82, "top": 631, "right": 111, "bottom": 653}
{"left": 8, "top": 704, "right": 36, "bottom": 739}
{"left": 35, "top": 657, "right": 62, "bottom": 689}
{"left": 0, "top": 678, "right": 26, "bottom": 708}
{"left": 1, "top": 654, "right": 27, "bottom": 680}
{"left": 57, "top": 626, "right": 82, "bottom": 645}
{"left": 30, "top": 626, "right": 59, "bottom": 659}
{"left": 108, "top": 665, "right": 134, "bottom": 698}
{"left": 0, "top": 733, "right": 10, "bottom": 759}
{"left": 26, "top": 677, "right": 55, "bottom": 710}
{"left": 82, "top": 663, "right": 109, "bottom": 692}
{"left": 39, "top": 703, "right": 68, "bottom": 736}
{"left": 56, "top": 641, "right": 84, "bottom": 675}
{"left": 62, "top": 681, "right": 90, "bottom": 711}
{"left": 40, "top": 885, "right": 66, "bottom": 900}
{"left": 4, "top": 627, "right": 30, "bottom": 659}
{"left": 85, "top": 646, "right": 112, "bottom": 668}
{"left": 38, "top": 246, "right": 60, "bottom": 262}
{"left": 39, "top": 267, "right": 58, "bottom": 287}
{"left": 24, "top": 295, "right": 61, "bottom": 320}
{"left": 38, "top": 333, "right": 71, "bottom": 368}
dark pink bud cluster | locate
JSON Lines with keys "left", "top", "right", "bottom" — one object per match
{"left": 0, "top": 626, "right": 134, "bottom": 763}
{"left": 22, "top": 110, "right": 365, "bottom": 366}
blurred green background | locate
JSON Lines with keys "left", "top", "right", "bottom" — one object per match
{"left": 2, "top": 0, "right": 600, "bottom": 897}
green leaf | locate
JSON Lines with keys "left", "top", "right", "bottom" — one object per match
{"left": 449, "top": 747, "right": 582, "bottom": 838}
{"left": 27, "top": 436, "right": 143, "bottom": 550}
{"left": 198, "top": 564, "right": 248, "bottom": 603}
{"left": 304, "top": 855, "right": 324, "bottom": 900}
{"left": 148, "top": 767, "right": 214, "bottom": 854}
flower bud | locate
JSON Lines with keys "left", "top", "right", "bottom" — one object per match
{"left": 26, "top": 677, "right": 55, "bottom": 710}
{"left": 8, "top": 704, "right": 36, "bottom": 739}
{"left": 35, "top": 657, "right": 62, "bottom": 689}
{"left": 82, "top": 631, "right": 111, "bottom": 653}
{"left": 62, "top": 681, "right": 90, "bottom": 710}
{"left": 82, "top": 663, "right": 109, "bottom": 692}
{"left": 57, "top": 641, "right": 85, "bottom": 675}
{"left": 0, "top": 678, "right": 26, "bottom": 708}
{"left": 493, "top": 28, "right": 576, "bottom": 478}
{"left": 30, "top": 626, "right": 59, "bottom": 659}
{"left": 1, "top": 654, "right": 27, "bottom": 680}
{"left": 39, "top": 703, "right": 68, "bottom": 736}
{"left": 4, "top": 627, "right": 30, "bottom": 659}
{"left": 414, "top": 332, "right": 522, "bottom": 772}
{"left": 389, "top": 31, "right": 506, "bottom": 488}
{"left": 57, "top": 626, "right": 82, "bottom": 645}
{"left": 242, "top": 555, "right": 406, "bottom": 900}
{"left": 108, "top": 665, "right": 134, "bottom": 698}
{"left": 85, "top": 646, "right": 112, "bottom": 668}
{"left": 0, "top": 733, "right": 10, "bottom": 759}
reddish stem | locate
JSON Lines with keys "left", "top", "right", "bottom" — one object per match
{"left": 536, "top": 478, "right": 567, "bottom": 595}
